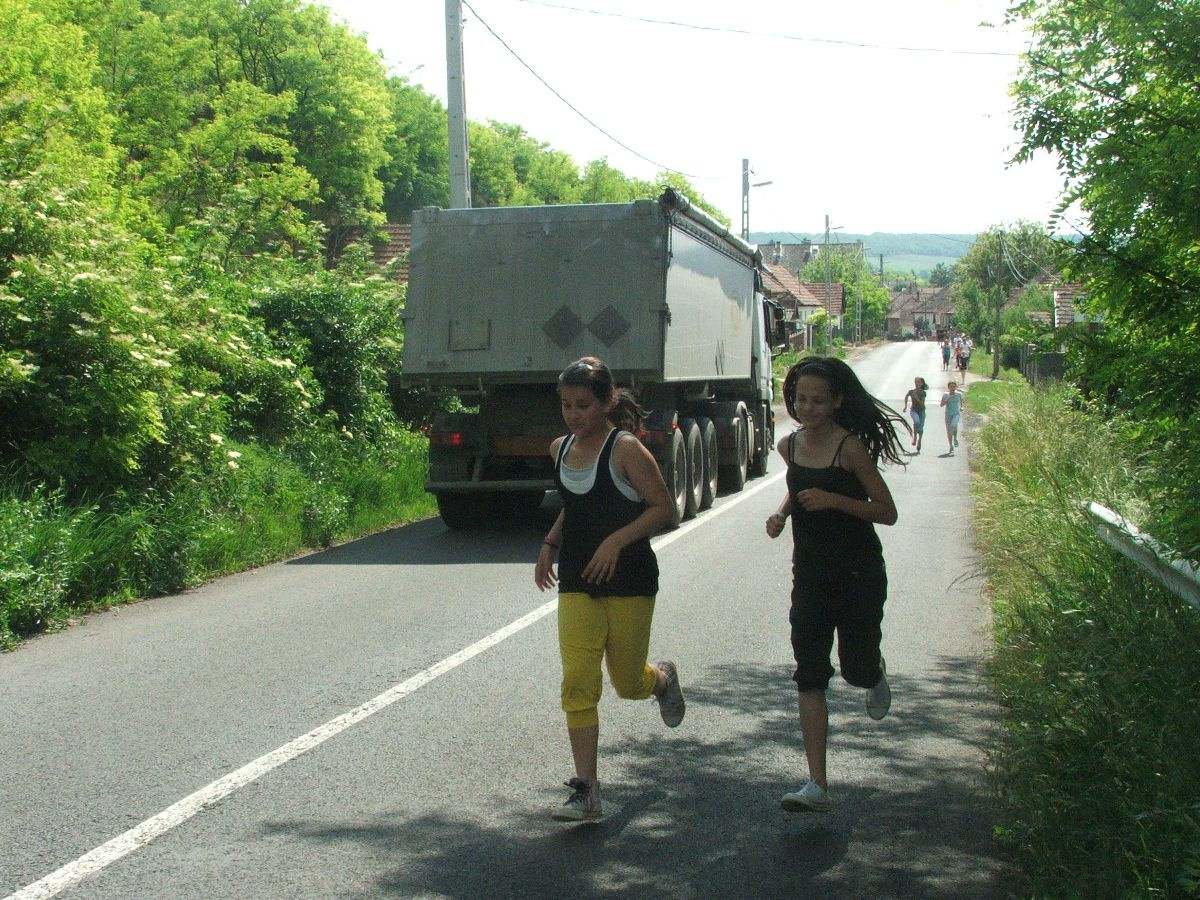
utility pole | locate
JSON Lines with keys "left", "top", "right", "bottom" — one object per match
{"left": 741, "top": 159, "right": 750, "bottom": 241}
{"left": 445, "top": 0, "right": 471, "bottom": 208}
{"left": 855, "top": 246, "right": 862, "bottom": 343}
{"left": 993, "top": 232, "right": 1004, "bottom": 379}
{"left": 823, "top": 214, "right": 833, "bottom": 348}
{"left": 740, "top": 159, "right": 771, "bottom": 242}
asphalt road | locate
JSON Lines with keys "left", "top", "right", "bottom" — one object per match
{"left": 1, "top": 341, "right": 1014, "bottom": 899}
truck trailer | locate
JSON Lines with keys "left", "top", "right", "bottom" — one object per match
{"left": 401, "top": 188, "right": 783, "bottom": 529}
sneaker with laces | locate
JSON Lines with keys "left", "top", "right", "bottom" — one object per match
{"left": 551, "top": 777, "right": 603, "bottom": 822}
{"left": 655, "top": 660, "right": 685, "bottom": 727}
{"left": 866, "top": 657, "right": 891, "bottom": 720}
{"left": 781, "top": 780, "right": 831, "bottom": 813}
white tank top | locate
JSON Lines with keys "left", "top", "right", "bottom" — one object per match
{"left": 558, "top": 430, "right": 641, "bottom": 502}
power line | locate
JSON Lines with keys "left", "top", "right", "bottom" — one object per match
{"left": 515, "top": 0, "right": 1020, "bottom": 57}
{"left": 461, "top": 0, "right": 712, "bottom": 178}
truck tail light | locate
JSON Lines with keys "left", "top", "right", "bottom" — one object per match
{"left": 430, "top": 431, "right": 465, "bottom": 448}
{"left": 638, "top": 422, "right": 677, "bottom": 447}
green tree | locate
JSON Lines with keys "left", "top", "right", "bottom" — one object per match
{"left": 59, "top": 0, "right": 393, "bottom": 259}
{"left": 950, "top": 223, "right": 1057, "bottom": 376}
{"left": 380, "top": 77, "right": 449, "bottom": 220}
{"left": 929, "top": 262, "right": 953, "bottom": 286}
{"left": 798, "top": 250, "right": 890, "bottom": 340}
{"left": 1009, "top": 0, "right": 1200, "bottom": 337}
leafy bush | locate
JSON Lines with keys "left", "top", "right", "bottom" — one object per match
{"left": 0, "top": 486, "right": 87, "bottom": 645}
{"left": 974, "top": 385, "right": 1200, "bottom": 896}
{"left": 254, "top": 271, "right": 404, "bottom": 438}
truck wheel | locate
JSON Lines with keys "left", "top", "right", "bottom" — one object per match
{"left": 749, "top": 405, "right": 771, "bottom": 478}
{"left": 696, "top": 416, "right": 718, "bottom": 510}
{"left": 660, "top": 428, "right": 687, "bottom": 527}
{"left": 719, "top": 409, "right": 749, "bottom": 493}
{"left": 680, "top": 419, "right": 702, "bottom": 520}
{"left": 437, "top": 493, "right": 478, "bottom": 530}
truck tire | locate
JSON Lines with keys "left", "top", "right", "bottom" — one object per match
{"left": 660, "top": 427, "right": 687, "bottom": 527}
{"left": 749, "top": 403, "right": 772, "bottom": 477}
{"left": 696, "top": 416, "right": 718, "bottom": 510}
{"left": 437, "top": 493, "right": 478, "bottom": 530}
{"left": 719, "top": 407, "right": 750, "bottom": 493}
{"left": 680, "top": 419, "right": 702, "bottom": 520}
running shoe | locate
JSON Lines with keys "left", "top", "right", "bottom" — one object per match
{"left": 655, "top": 660, "right": 686, "bottom": 727}
{"left": 551, "top": 777, "right": 603, "bottom": 822}
{"left": 781, "top": 780, "right": 831, "bottom": 813}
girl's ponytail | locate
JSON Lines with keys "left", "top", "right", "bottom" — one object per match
{"left": 610, "top": 388, "right": 648, "bottom": 433}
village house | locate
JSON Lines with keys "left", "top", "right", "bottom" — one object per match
{"left": 886, "top": 284, "right": 953, "bottom": 339}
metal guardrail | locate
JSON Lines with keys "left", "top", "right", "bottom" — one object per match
{"left": 1084, "top": 502, "right": 1200, "bottom": 609}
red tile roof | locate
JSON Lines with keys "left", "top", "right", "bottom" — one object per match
{"left": 371, "top": 224, "right": 411, "bottom": 282}
{"left": 798, "top": 283, "right": 844, "bottom": 316}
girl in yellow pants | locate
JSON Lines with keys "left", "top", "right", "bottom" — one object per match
{"left": 536, "top": 357, "right": 685, "bottom": 822}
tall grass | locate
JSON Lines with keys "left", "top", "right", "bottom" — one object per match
{"left": 0, "top": 428, "right": 436, "bottom": 649}
{"left": 973, "top": 384, "right": 1200, "bottom": 896}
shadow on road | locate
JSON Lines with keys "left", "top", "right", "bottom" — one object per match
{"left": 286, "top": 504, "right": 559, "bottom": 567}
{"left": 262, "top": 657, "right": 1015, "bottom": 897}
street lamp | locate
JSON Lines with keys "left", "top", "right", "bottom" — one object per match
{"left": 741, "top": 158, "right": 773, "bottom": 242}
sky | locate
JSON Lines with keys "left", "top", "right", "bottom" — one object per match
{"left": 320, "top": 0, "right": 1067, "bottom": 236}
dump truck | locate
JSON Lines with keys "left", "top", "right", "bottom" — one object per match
{"left": 401, "top": 188, "right": 784, "bottom": 529}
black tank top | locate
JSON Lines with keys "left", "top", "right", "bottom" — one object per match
{"left": 785, "top": 431, "right": 882, "bottom": 565}
{"left": 554, "top": 429, "right": 659, "bottom": 597}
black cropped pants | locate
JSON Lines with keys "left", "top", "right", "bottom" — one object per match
{"left": 789, "top": 558, "right": 887, "bottom": 691}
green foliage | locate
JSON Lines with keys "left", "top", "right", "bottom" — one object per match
{"left": 974, "top": 384, "right": 1200, "bottom": 896}
{"left": 951, "top": 223, "right": 1058, "bottom": 342}
{"left": 798, "top": 251, "right": 890, "bottom": 339}
{"left": 0, "top": 485, "right": 84, "bottom": 644}
{"left": 381, "top": 77, "right": 449, "bottom": 220}
{"left": 1009, "top": 0, "right": 1200, "bottom": 339}
{"left": 254, "top": 270, "right": 404, "bottom": 438}
{"left": 928, "top": 262, "right": 953, "bottom": 286}
{"left": 1062, "top": 324, "right": 1200, "bottom": 559}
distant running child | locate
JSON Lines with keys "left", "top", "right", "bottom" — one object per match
{"left": 941, "top": 380, "right": 964, "bottom": 454}
{"left": 535, "top": 357, "right": 685, "bottom": 823}
{"left": 903, "top": 377, "right": 928, "bottom": 454}
{"left": 764, "top": 357, "right": 905, "bottom": 814}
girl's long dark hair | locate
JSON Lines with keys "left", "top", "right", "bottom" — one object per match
{"left": 783, "top": 357, "right": 908, "bottom": 466}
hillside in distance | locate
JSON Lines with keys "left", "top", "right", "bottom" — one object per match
{"left": 750, "top": 231, "right": 976, "bottom": 276}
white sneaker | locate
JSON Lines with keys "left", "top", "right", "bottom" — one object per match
{"left": 866, "top": 657, "right": 891, "bottom": 721}
{"left": 551, "top": 777, "right": 603, "bottom": 822}
{"left": 781, "top": 780, "right": 831, "bottom": 813}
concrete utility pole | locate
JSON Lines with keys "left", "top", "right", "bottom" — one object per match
{"left": 741, "top": 159, "right": 750, "bottom": 241}
{"left": 445, "top": 0, "right": 471, "bottom": 208}
{"left": 993, "top": 232, "right": 1004, "bottom": 379}
{"left": 740, "top": 159, "right": 772, "bottom": 242}
{"left": 855, "top": 245, "right": 863, "bottom": 343}
{"left": 823, "top": 214, "right": 833, "bottom": 348}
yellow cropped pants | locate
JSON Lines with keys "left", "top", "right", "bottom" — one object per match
{"left": 558, "top": 592, "right": 658, "bottom": 729}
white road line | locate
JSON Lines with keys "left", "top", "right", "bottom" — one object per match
{"left": 6, "top": 469, "right": 785, "bottom": 899}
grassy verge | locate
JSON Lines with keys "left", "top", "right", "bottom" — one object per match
{"left": 972, "top": 384, "right": 1200, "bottom": 895}
{"left": 962, "top": 364, "right": 1026, "bottom": 416}
{"left": 0, "top": 429, "right": 436, "bottom": 650}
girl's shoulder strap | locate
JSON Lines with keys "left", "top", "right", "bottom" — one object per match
{"left": 787, "top": 430, "right": 797, "bottom": 460}
{"left": 598, "top": 427, "right": 620, "bottom": 462}
{"left": 554, "top": 434, "right": 574, "bottom": 468}
{"left": 830, "top": 431, "right": 855, "bottom": 466}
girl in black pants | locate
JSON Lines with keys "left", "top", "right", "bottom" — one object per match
{"left": 765, "top": 357, "right": 906, "bottom": 813}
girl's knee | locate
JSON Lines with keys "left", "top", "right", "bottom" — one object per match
{"left": 611, "top": 663, "right": 656, "bottom": 700}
